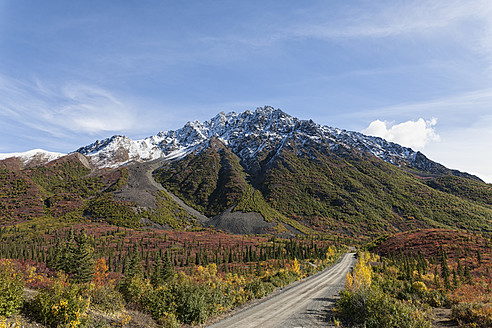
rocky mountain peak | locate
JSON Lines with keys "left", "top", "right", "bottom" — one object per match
{"left": 72, "top": 107, "right": 480, "bottom": 181}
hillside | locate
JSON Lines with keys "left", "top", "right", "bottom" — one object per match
{"left": 0, "top": 106, "right": 491, "bottom": 240}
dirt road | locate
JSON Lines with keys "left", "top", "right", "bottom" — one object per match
{"left": 208, "top": 253, "right": 356, "bottom": 328}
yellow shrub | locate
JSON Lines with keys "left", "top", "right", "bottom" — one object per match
{"left": 412, "top": 281, "right": 428, "bottom": 293}
{"left": 345, "top": 252, "right": 372, "bottom": 292}
{"left": 326, "top": 246, "right": 336, "bottom": 261}
{"left": 291, "top": 258, "right": 301, "bottom": 275}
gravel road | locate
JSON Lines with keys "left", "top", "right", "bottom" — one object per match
{"left": 208, "top": 253, "right": 356, "bottom": 328}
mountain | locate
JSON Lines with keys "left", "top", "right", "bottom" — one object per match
{"left": 74, "top": 106, "right": 491, "bottom": 236}
{"left": 75, "top": 106, "right": 479, "bottom": 181}
{"left": 0, "top": 149, "right": 65, "bottom": 170}
{"left": 1, "top": 106, "right": 491, "bottom": 239}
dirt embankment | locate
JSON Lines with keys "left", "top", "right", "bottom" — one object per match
{"left": 206, "top": 207, "right": 276, "bottom": 234}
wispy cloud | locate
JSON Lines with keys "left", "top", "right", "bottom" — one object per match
{"left": 0, "top": 75, "right": 150, "bottom": 139}
{"left": 291, "top": 1, "right": 492, "bottom": 42}
{"left": 394, "top": 89, "right": 491, "bottom": 124}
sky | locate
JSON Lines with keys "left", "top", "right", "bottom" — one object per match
{"left": 0, "top": 1, "right": 491, "bottom": 182}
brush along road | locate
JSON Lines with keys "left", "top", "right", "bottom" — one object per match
{"left": 208, "top": 253, "right": 356, "bottom": 328}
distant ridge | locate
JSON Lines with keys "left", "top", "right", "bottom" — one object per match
{"left": 0, "top": 149, "right": 65, "bottom": 168}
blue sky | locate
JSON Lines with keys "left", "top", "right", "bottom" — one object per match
{"left": 1, "top": 1, "right": 491, "bottom": 182}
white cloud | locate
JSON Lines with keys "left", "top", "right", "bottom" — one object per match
{"left": 363, "top": 118, "right": 440, "bottom": 150}
{"left": 0, "top": 75, "right": 144, "bottom": 136}
{"left": 56, "top": 84, "right": 137, "bottom": 134}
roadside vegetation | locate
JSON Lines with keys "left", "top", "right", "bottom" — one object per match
{"left": 0, "top": 224, "right": 344, "bottom": 327}
{"left": 335, "top": 230, "right": 492, "bottom": 328}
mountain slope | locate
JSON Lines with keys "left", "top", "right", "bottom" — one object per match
{"left": 0, "top": 153, "right": 199, "bottom": 230}
{"left": 1, "top": 106, "right": 491, "bottom": 239}
{"left": 154, "top": 137, "right": 249, "bottom": 217}
{"left": 151, "top": 107, "right": 492, "bottom": 237}
{"left": 260, "top": 147, "right": 492, "bottom": 236}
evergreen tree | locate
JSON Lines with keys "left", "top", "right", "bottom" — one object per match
{"left": 161, "top": 252, "right": 174, "bottom": 281}
{"left": 48, "top": 229, "right": 95, "bottom": 283}
{"left": 476, "top": 250, "right": 482, "bottom": 266}
{"left": 434, "top": 266, "right": 440, "bottom": 288}
{"left": 457, "top": 258, "right": 463, "bottom": 277}
{"left": 452, "top": 269, "right": 459, "bottom": 288}
{"left": 151, "top": 255, "right": 163, "bottom": 286}
{"left": 440, "top": 247, "right": 450, "bottom": 289}
{"left": 72, "top": 230, "right": 95, "bottom": 283}
{"left": 152, "top": 252, "right": 174, "bottom": 286}
{"left": 464, "top": 266, "right": 473, "bottom": 285}
{"left": 127, "top": 245, "right": 143, "bottom": 278}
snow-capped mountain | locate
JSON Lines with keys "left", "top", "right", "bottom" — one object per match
{"left": 75, "top": 106, "right": 477, "bottom": 180}
{"left": 0, "top": 149, "right": 65, "bottom": 168}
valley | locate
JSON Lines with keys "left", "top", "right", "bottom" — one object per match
{"left": 0, "top": 107, "right": 491, "bottom": 327}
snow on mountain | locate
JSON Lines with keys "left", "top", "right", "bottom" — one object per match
{"left": 74, "top": 106, "right": 468, "bottom": 178}
{"left": 0, "top": 149, "right": 65, "bottom": 167}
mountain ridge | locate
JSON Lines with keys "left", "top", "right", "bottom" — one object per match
{"left": 0, "top": 107, "right": 480, "bottom": 182}
{"left": 1, "top": 106, "right": 491, "bottom": 239}
{"left": 75, "top": 106, "right": 480, "bottom": 182}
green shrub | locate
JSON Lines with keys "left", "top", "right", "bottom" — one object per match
{"left": 0, "top": 260, "right": 25, "bottom": 317}
{"left": 141, "top": 285, "right": 174, "bottom": 320}
{"left": 245, "top": 279, "right": 275, "bottom": 299}
{"left": 424, "top": 289, "right": 448, "bottom": 307}
{"left": 90, "top": 285, "right": 125, "bottom": 313}
{"left": 336, "top": 286, "right": 431, "bottom": 328}
{"left": 28, "top": 277, "right": 90, "bottom": 328}
{"left": 266, "top": 270, "right": 298, "bottom": 287}
{"left": 452, "top": 302, "right": 492, "bottom": 328}
{"left": 173, "top": 282, "right": 208, "bottom": 325}
{"left": 157, "top": 312, "right": 180, "bottom": 328}
{"left": 205, "top": 282, "right": 235, "bottom": 314}
{"left": 118, "top": 276, "right": 151, "bottom": 304}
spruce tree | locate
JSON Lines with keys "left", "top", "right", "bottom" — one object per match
{"left": 127, "top": 245, "right": 143, "bottom": 278}
{"left": 464, "top": 266, "right": 473, "bottom": 285}
{"left": 151, "top": 255, "right": 163, "bottom": 286}
{"left": 476, "top": 250, "right": 482, "bottom": 266}
{"left": 161, "top": 252, "right": 174, "bottom": 282}
{"left": 72, "top": 230, "right": 95, "bottom": 283}
{"left": 440, "top": 247, "right": 450, "bottom": 289}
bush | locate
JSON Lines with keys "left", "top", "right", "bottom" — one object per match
{"left": 141, "top": 285, "right": 174, "bottom": 321}
{"left": 336, "top": 287, "right": 431, "bottom": 328}
{"left": 157, "top": 312, "right": 180, "bottom": 328}
{"left": 90, "top": 285, "right": 125, "bottom": 313}
{"left": 266, "top": 270, "right": 298, "bottom": 287}
{"left": 0, "top": 260, "right": 25, "bottom": 317}
{"left": 118, "top": 276, "right": 151, "bottom": 304}
{"left": 245, "top": 279, "right": 275, "bottom": 299}
{"left": 173, "top": 282, "right": 208, "bottom": 325}
{"left": 452, "top": 302, "right": 492, "bottom": 328}
{"left": 28, "top": 277, "right": 90, "bottom": 328}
